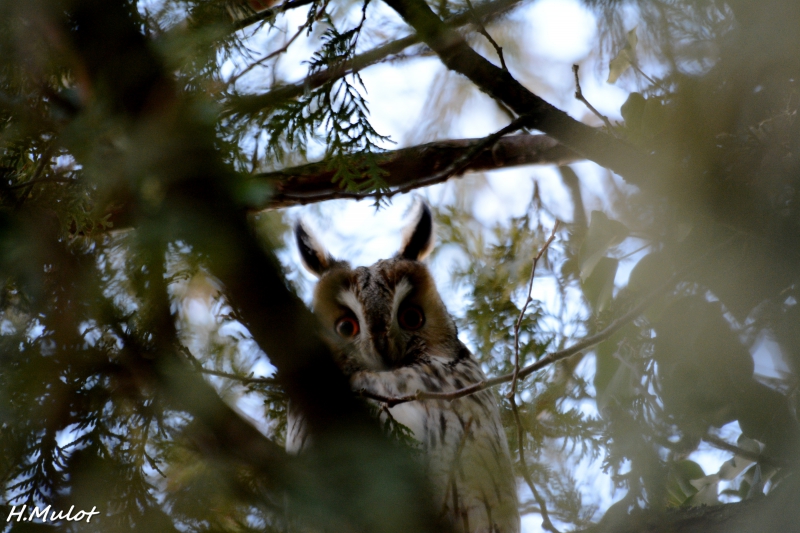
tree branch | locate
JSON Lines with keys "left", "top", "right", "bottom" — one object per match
{"left": 255, "top": 134, "right": 578, "bottom": 208}
{"left": 381, "top": 0, "right": 665, "bottom": 187}
{"left": 224, "top": 0, "right": 528, "bottom": 118}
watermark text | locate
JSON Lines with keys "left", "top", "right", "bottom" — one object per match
{"left": 7, "top": 505, "right": 100, "bottom": 523}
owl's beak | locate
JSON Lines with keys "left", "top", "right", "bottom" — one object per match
{"left": 372, "top": 331, "right": 399, "bottom": 368}
{"left": 372, "top": 332, "right": 388, "bottom": 357}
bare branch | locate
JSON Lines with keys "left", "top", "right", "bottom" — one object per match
{"left": 2, "top": 176, "right": 73, "bottom": 190}
{"left": 180, "top": 344, "right": 276, "bottom": 384}
{"left": 356, "top": 283, "right": 664, "bottom": 406}
{"left": 510, "top": 224, "right": 558, "bottom": 397}
{"left": 256, "top": 134, "right": 578, "bottom": 209}
{"left": 97, "top": 133, "right": 576, "bottom": 231}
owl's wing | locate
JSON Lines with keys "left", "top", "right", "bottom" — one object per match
{"left": 285, "top": 402, "right": 310, "bottom": 454}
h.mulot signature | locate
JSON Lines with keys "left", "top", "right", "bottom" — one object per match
{"left": 7, "top": 505, "right": 100, "bottom": 523}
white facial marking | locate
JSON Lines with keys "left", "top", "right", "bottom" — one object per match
{"left": 338, "top": 289, "right": 387, "bottom": 368}
{"left": 392, "top": 278, "right": 413, "bottom": 321}
{"left": 337, "top": 290, "right": 366, "bottom": 332}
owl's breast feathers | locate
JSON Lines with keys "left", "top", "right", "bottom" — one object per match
{"left": 350, "top": 346, "right": 520, "bottom": 533}
{"left": 292, "top": 205, "right": 518, "bottom": 532}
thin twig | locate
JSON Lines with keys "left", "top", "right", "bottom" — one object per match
{"left": 227, "top": 0, "right": 331, "bottom": 89}
{"left": 465, "top": 0, "right": 507, "bottom": 71}
{"left": 630, "top": 63, "right": 659, "bottom": 88}
{"left": 572, "top": 65, "right": 614, "bottom": 131}
{"left": 405, "top": 115, "right": 531, "bottom": 179}
{"left": 616, "top": 241, "right": 650, "bottom": 261}
{"left": 9, "top": 144, "right": 60, "bottom": 204}
{"left": 379, "top": 112, "right": 537, "bottom": 200}
{"left": 509, "top": 223, "right": 558, "bottom": 397}
{"left": 511, "top": 399, "right": 560, "bottom": 533}
{"left": 225, "top": 23, "right": 308, "bottom": 88}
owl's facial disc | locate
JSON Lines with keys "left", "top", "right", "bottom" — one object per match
{"left": 311, "top": 253, "right": 458, "bottom": 374}
{"left": 330, "top": 273, "right": 421, "bottom": 370}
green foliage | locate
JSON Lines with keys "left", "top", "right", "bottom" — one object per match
{"left": 231, "top": 2, "right": 391, "bottom": 195}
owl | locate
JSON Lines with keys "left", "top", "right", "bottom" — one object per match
{"left": 288, "top": 202, "right": 520, "bottom": 533}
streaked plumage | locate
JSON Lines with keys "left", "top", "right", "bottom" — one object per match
{"left": 289, "top": 203, "right": 519, "bottom": 533}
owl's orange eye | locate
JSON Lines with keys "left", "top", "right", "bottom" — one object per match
{"left": 335, "top": 316, "right": 360, "bottom": 338}
{"left": 399, "top": 306, "right": 424, "bottom": 331}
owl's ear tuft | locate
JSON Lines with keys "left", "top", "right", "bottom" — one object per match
{"left": 399, "top": 201, "right": 434, "bottom": 261}
{"left": 295, "top": 221, "right": 333, "bottom": 277}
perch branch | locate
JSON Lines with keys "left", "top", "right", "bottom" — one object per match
{"left": 198, "top": 366, "right": 276, "bottom": 385}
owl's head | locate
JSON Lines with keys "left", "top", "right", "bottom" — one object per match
{"left": 295, "top": 203, "right": 459, "bottom": 375}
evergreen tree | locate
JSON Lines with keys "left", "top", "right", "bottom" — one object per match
{"left": 0, "top": 0, "right": 799, "bottom": 532}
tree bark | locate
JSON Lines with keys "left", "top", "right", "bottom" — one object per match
{"left": 258, "top": 134, "right": 578, "bottom": 208}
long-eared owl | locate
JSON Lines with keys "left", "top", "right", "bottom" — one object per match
{"left": 288, "top": 202, "right": 520, "bottom": 533}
